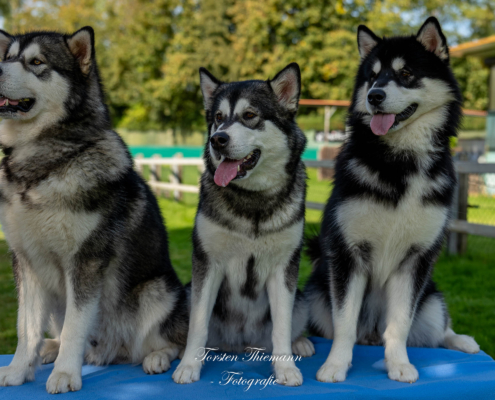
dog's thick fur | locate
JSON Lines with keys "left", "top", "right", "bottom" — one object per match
{"left": 172, "top": 64, "right": 314, "bottom": 387}
{"left": 0, "top": 27, "right": 187, "bottom": 393}
{"left": 304, "top": 17, "right": 480, "bottom": 384}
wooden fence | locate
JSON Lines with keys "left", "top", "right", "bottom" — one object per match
{"left": 134, "top": 153, "right": 203, "bottom": 200}
{"left": 448, "top": 162, "right": 495, "bottom": 254}
{"left": 135, "top": 155, "right": 495, "bottom": 254}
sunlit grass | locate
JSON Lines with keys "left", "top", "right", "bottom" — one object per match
{"left": 0, "top": 173, "right": 493, "bottom": 357}
{"left": 468, "top": 194, "right": 495, "bottom": 226}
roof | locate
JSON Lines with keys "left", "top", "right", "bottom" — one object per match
{"left": 450, "top": 35, "right": 495, "bottom": 59}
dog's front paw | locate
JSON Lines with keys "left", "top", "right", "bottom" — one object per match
{"left": 316, "top": 362, "right": 349, "bottom": 383}
{"left": 292, "top": 337, "right": 315, "bottom": 358}
{"left": 41, "top": 339, "right": 60, "bottom": 364}
{"left": 274, "top": 364, "right": 303, "bottom": 387}
{"left": 143, "top": 349, "right": 175, "bottom": 375}
{"left": 46, "top": 370, "right": 82, "bottom": 394}
{"left": 0, "top": 365, "right": 33, "bottom": 386}
{"left": 387, "top": 362, "right": 418, "bottom": 383}
{"left": 172, "top": 361, "right": 201, "bottom": 384}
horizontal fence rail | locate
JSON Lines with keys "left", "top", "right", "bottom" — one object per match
{"left": 148, "top": 182, "right": 199, "bottom": 193}
{"left": 456, "top": 161, "right": 495, "bottom": 174}
{"left": 134, "top": 155, "right": 495, "bottom": 252}
{"left": 450, "top": 220, "right": 495, "bottom": 239}
{"left": 134, "top": 157, "right": 204, "bottom": 167}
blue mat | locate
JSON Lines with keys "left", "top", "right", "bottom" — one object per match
{"left": 1, "top": 337, "right": 494, "bottom": 399}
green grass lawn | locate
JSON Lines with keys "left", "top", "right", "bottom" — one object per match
{"left": 0, "top": 172, "right": 494, "bottom": 358}
{"left": 0, "top": 240, "right": 17, "bottom": 355}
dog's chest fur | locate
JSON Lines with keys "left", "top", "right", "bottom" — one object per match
{"left": 196, "top": 205, "right": 303, "bottom": 350}
{"left": 0, "top": 131, "right": 128, "bottom": 292}
{"left": 197, "top": 210, "right": 303, "bottom": 290}
{"left": 0, "top": 177, "right": 100, "bottom": 245}
{"left": 0, "top": 170, "right": 98, "bottom": 288}
{"left": 336, "top": 157, "right": 450, "bottom": 286}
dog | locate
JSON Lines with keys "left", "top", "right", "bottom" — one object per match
{"left": 303, "top": 17, "right": 480, "bottom": 384}
{"left": 172, "top": 63, "right": 314, "bottom": 387}
{"left": 0, "top": 27, "right": 188, "bottom": 393}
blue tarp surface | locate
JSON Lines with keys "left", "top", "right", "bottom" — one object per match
{"left": 1, "top": 337, "right": 494, "bottom": 399}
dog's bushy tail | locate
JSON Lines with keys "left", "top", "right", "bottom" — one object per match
{"left": 305, "top": 234, "right": 321, "bottom": 271}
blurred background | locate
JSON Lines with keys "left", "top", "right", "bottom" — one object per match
{"left": 0, "top": 1, "right": 494, "bottom": 358}
{"left": 0, "top": 0, "right": 491, "bottom": 136}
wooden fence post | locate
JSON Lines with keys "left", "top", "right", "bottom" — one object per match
{"left": 447, "top": 175, "right": 460, "bottom": 255}
{"left": 135, "top": 154, "right": 144, "bottom": 177}
{"left": 457, "top": 172, "right": 469, "bottom": 254}
{"left": 197, "top": 162, "right": 205, "bottom": 186}
{"left": 317, "top": 146, "right": 340, "bottom": 181}
{"left": 170, "top": 153, "right": 183, "bottom": 201}
{"left": 150, "top": 154, "right": 162, "bottom": 196}
{"left": 323, "top": 106, "right": 337, "bottom": 135}
{"left": 447, "top": 171, "right": 469, "bottom": 255}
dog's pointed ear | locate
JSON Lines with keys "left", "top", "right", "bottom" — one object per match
{"left": 416, "top": 17, "right": 449, "bottom": 61}
{"left": 357, "top": 25, "right": 381, "bottom": 59}
{"left": 269, "top": 63, "right": 301, "bottom": 113}
{"left": 66, "top": 26, "right": 94, "bottom": 75}
{"left": 199, "top": 67, "right": 222, "bottom": 110}
{"left": 0, "top": 30, "right": 12, "bottom": 59}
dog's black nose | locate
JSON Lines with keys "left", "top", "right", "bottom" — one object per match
{"left": 210, "top": 131, "right": 230, "bottom": 150}
{"left": 367, "top": 89, "right": 386, "bottom": 106}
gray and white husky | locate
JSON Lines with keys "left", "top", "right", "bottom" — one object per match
{"left": 304, "top": 17, "right": 480, "bottom": 384}
{"left": 172, "top": 64, "right": 314, "bottom": 387}
{"left": 0, "top": 27, "right": 188, "bottom": 393}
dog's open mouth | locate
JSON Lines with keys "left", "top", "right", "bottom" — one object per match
{"left": 370, "top": 103, "right": 418, "bottom": 136}
{"left": 213, "top": 149, "right": 261, "bottom": 187}
{"left": 0, "top": 95, "right": 36, "bottom": 113}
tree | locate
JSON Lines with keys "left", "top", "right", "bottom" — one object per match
{"left": 4, "top": 0, "right": 493, "bottom": 132}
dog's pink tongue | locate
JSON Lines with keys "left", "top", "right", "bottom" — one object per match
{"left": 8, "top": 99, "right": 19, "bottom": 106}
{"left": 0, "top": 98, "right": 6, "bottom": 107}
{"left": 214, "top": 159, "right": 243, "bottom": 187}
{"left": 370, "top": 114, "right": 395, "bottom": 136}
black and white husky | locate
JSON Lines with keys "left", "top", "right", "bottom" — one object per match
{"left": 172, "top": 64, "right": 314, "bottom": 387}
{"left": 0, "top": 28, "right": 188, "bottom": 393}
{"left": 304, "top": 17, "right": 480, "bottom": 384}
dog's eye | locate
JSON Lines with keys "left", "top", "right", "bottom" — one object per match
{"left": 215, "top": 113, "right": 223, "bottom": 123}
{"left": 401, "top": 69, "right": 411, "bottom": 77}
{"left": 244, "top": 112, "right": 256, "bottom": 120}
{"left": 370, "top": 71, "right": 376, "bottom": 79}
{"left": 31, "top": 59, "right": 43, "bottom": 66}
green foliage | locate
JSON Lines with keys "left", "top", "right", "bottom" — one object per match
{"left": 452, "top": 57, "right": 490, "bottom": 111}
{"left": 0, "top": 0, "right": 10, "bottom": 17}
{"left": 3, "top": 1, "right": 494, "bottom": 132}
